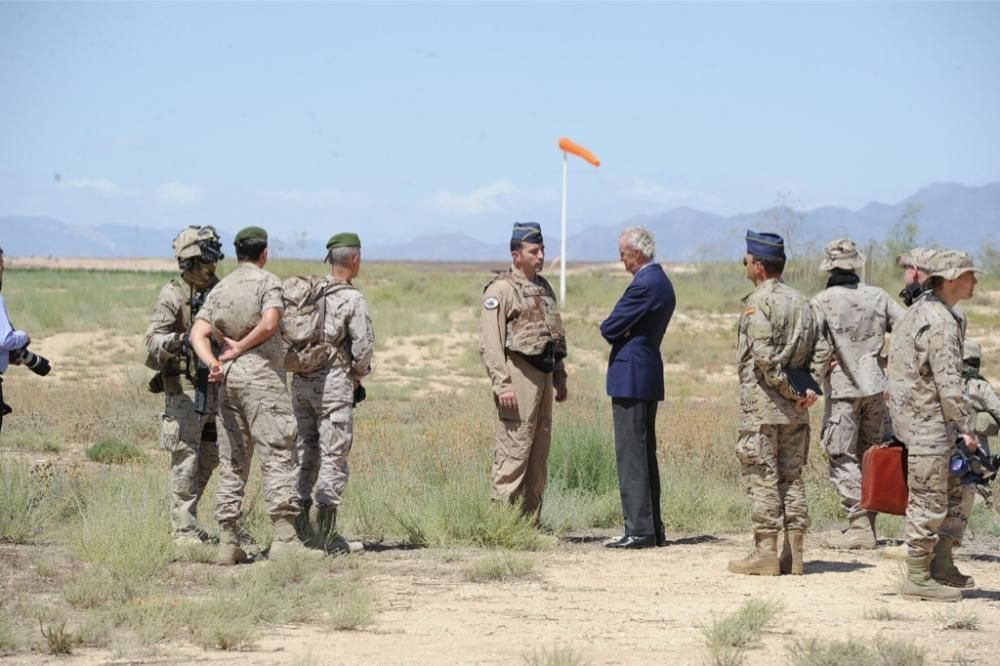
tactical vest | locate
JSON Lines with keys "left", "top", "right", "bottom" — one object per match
{"left": 148, "top": 278, "right": 210, "bottom": 395}
{"left": 489, "top": 271, "right": 567, "bottom": 372}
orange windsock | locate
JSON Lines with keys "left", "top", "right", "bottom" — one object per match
{"left": 559, "top": 137, "right": 600, "bottom": 167}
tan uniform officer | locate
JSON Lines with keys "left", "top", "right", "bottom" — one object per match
{"left": 811, "top": 238, "right": 903, "bottom": 550}
{"left": 728, "top": 230, "right": 819, "bottom": 577}
{"left": 479, "top": 221, "right": 568, "bottom": 522}
{"left": 189, "top": 226, "right": 320, "bottom": 564}
{"left": 292, "top": 232, "right": 374, "bottom": 552}
{"left": 888, "top": 249, "right": 982, "bottom": 601}
{"left": 143, "top": 226, "right": 223, "bottom": 545}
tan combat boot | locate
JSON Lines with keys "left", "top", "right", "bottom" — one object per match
{"left": 728, "top": 532, "right": 780, "bottom": 576}
{"left": 819, "top": 514, "right": 876, "bottom": 550}
{"left": 268, "top": 517, "right": 325, "bottom": 560}
{"left": 314, "top": 505, "right": 364, "bottom": 554}
{"left": 901, "top": 554, "right": 962, "bottom": 602}
{"left": 215, "top": 523, "right": 248, "bottom": 566}
{"left": 779, "top": 530, "right": 805, "bottom": 575}
{"left": 930, "top": 537, "right": 975, "bottom": 589}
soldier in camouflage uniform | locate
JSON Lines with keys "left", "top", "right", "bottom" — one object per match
{"left": 811, "top": 238, "right": 904, "bottom": 550}
{"left": 888, "top": 249, "right": 982, "bottom": 601}
{"left": 143, "top": 226, "right": 223, "bottom": 546}
{"left": 963, "top": 340, "right": 1000, "bottom": 446}
{"left": 189, "top": 226, "right": 320, "bottom": 564}
{"left": 480, "top": 222, "right": 568, "bottom": 521}
{"left": 292, "top": 233, "right": 374, "bottom": 553}
{"left": 728, "top": 230, "right": 819, "bottom": 577}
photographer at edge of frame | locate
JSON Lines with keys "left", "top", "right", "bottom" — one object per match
{"left": 0, "top": 245, "right": 33, "bottom": 436}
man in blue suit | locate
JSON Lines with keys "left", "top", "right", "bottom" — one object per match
{"left": 600, "top": 227, "right": 676, "bottom": 549}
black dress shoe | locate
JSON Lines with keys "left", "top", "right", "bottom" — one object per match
{"left": 606, "top": 534, "right": 657, "bottom": 549}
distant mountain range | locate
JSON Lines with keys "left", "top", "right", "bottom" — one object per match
{"left": 2, "top": 182, "right": 997, "bottom": 262}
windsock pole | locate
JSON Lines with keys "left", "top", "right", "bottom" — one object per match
{"left": 560, "top": 151, "right": 568, "bottom": 303}
{"left": 556, "top": 137, "right": 600, "bottom": 304}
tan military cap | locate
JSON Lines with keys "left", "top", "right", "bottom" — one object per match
{"left": 896, "top": 246, "right": 936, "bottom": 271}
{"left": 963, "top": 339, "right": 982, "bottom": 362}
{"left": 819, "top": 238, "right": 865, "bottom": 271}
{"left": 924, "top": 249, "right": 984, "bottom": 283}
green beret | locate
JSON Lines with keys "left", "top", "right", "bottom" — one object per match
{"left": 326, "top": 232, "right": 361, "bottom": 249}
{"left": 234, "top": 226, "right": 268, "bottom": 244}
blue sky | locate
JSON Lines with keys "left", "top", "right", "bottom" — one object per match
{"left": 2, "top": 1, "right": 998, "bottom": 245}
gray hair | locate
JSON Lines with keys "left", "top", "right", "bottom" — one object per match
{"left": 620, "top": 226, "right": 655, "bottom": 260}
{"left": 327, "top": 246, "right": 360, "bottom": 268}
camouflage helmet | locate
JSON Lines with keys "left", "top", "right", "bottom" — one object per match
{"left": 963, "top": 339, "right": 982, "bottom": 363}
{"left": 819, "top": 238, "right": 865, "bottom": 272}
{"left": 896, "top": 246, "right": 936, "bottom": 271}
{"left": 172, "top": 225, "right": 224, "bottom": 264}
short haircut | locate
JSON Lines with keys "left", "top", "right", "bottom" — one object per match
{"left": 235, "top": 239, "right": 267, "bottom": 262}
{"left": 928, "top": 276, "right": 946, "bottom": 291}
{"left": 753, "top": 254, "right": 785, "bottom": 276}
{"left": 621, "top": 226, "right": 655, "bottom": 260}
{"left": 328, "top": 246, "right": 359, "bottom": 268}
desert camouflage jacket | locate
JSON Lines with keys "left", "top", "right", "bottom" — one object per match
{"left": 195, "top": 263, "right": 285, "bottom": 376}
{"left": 965, "top": 376, "right": 1000, "bottom": 440}
{"left": 143, "top": 277, "right": 217, "bottom": 394}
{"left": 811, "top": 283, "right": 904, "bottom": 399}
{"left": 479, "top": 266, "right": 567, "bottom": 397}
{"left": 888, "top": 293, "right": 974, "bottom": 454}
{"left": 737, "top": 278, "right": 818, "bottom": 429}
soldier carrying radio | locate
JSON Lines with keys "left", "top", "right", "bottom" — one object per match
{"left": 143, "top": 226, "right": 224, "bottom": 546}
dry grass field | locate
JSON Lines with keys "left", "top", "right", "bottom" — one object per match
{"left": 2, "top": 255, "right": 1000, "bottom": 665}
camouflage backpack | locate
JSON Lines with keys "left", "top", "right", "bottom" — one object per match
{"left": 280, "top": 276, "right": 353, "bottom": 373}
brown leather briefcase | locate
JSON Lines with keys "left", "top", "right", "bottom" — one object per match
{"left": 859, "top": 442, "right": 909, "bottom": 516}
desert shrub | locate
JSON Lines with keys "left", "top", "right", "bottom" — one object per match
{"left": 85, "top": 438, "right": 144, "bottom": 464}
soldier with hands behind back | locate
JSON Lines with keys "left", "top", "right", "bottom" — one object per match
{"left": 188, "top": 226, "right": 321, "bottom": 565}
{"left": 888, "top": 250, "right": 983, "bottom": 601}
{"left": 143, "top": 227, "right": 223, "bottom": 546}
{"left": 290, "top": 233, "right": 373, "bottom": 554}
{"left": 728, "top": 230, "right": 819, "bottom": 577}
{"left": 480, "top": 222, "right": 568, "bottom": 524}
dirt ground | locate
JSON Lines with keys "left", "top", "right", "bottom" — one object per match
{"left": 5, "top": 533, "right": 1000, "bottom": 665}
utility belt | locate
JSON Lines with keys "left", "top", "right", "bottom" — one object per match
{"left": 509, "top": 341, "right": 565, "bottom": 374}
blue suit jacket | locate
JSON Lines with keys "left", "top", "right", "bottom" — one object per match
{"left": 600, "top": 263, "right": 676, "bottom": 401}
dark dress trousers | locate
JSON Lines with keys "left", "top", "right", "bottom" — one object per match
{"left": 600, "top": 263, "right": 676, "bottom": 538}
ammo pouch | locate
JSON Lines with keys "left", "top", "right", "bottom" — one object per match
{"left": 511, "top": 341, "right": 565, "bottom": 374}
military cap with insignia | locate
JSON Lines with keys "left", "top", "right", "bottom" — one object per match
{"left": 512, "top": 222, "right": 544, "bottom": 244}
{"left": 745, "top": 229, "right": 785, "bottom": 260}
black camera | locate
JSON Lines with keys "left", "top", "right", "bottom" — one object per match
{"left": 10, "top": 345, "right": 51, "bottom": 376}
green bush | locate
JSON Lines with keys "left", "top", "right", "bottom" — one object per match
{"left": 85, "top": 438, "right": 145, "bottom": 464}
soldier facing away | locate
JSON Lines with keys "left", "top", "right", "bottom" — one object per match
{"left": 479, "top": 222, "right": 568, "bottom": 522}
{"left": 143, "top": 226, "right": 223, "bottom": 546}
{"left": 189, "top": 226, "right": 320, "bottom": 564}
{"left": 888, "top": 249, "right": 982, "bottom": 601}
{"left": 291, "top": 233, "right": 374, "bottom": 553}
{"left": 811, "top": 238, "right": 904, "bottom": 550}
{"left": 963, "top": 339, "right": 1000, "bottom": 447}
{"left": 728, "top": 230, "right": 819, "bottom": 577}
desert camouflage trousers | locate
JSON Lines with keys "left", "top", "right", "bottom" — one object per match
{"left": 821, "top": 394, "right": 886, "bottom": 521}
{"left": 736, "top": 423, "right": 811, "bottom": 534}
{"left": 493, "top": 355, "right": 553, "bottom": 517}
{"left": 160, "top": 392, "right": 219, "bottom": 538}
{"left": 214, "top": 364, "right": 299, "bottom": 524}
{"left": 905, "top": 453, "right": 976, "bottom": 556}
{"left": 291, "top": 372, "right": 355, "bottom": 508}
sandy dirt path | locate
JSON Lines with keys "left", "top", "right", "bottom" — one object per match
{"left": 9, "top": 534, "right": 1000, "bottom": 665}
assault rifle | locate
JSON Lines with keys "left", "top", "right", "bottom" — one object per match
{"left": 950, "top": 438, "right": 1000, "bottom": 487}
{"left": 181, "top": 289, "right": 220, "bottom": 415}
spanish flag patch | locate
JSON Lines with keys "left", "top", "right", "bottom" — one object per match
{"left": 744, "top": 307, "right": 755, "bottom": 316}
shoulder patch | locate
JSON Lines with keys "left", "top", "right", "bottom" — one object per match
{"left": 744, "top": 306, "right": 755, "bottom": 316}
{"left": 483, "top": 296, "right": 500, "bottom": 310}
